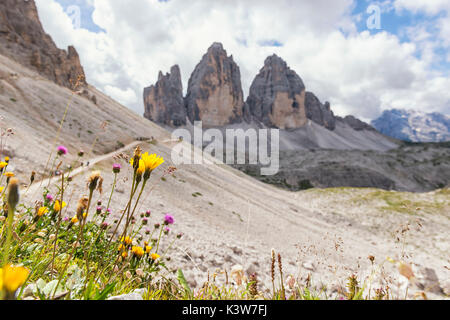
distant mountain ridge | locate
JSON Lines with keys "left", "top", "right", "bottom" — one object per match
{"left": 372, "top": 109, "right": 450, "bottom": 143}
{"left": 143, "top": 42, "right": 397, "bottom": 152}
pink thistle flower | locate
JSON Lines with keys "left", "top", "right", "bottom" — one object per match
{"left": 164, "top": 214, "right": 175, "bottom": 225}
{"left": 57, "top": 145, "right": 68, "bottom": 156}
{"left": 113, "top": 163, "right": 121, "bottom": 173}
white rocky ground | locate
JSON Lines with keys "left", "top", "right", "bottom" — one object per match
{"left": 1, "top": 54, "right": 449, "bottom": 299}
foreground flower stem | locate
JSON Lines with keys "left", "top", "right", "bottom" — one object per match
{"left": 46, "top": 155, "right": 59, "bottom": 188}
{"left": 102, "top": 172, "right": 117, "bottom": 225}
{"left": 80, "top": 188, "right": 95, "bottom": 272}
{"left": 155, "top": 225, "right": 164, "bottom": 254}
{"left": 93, "top": 171, "right": 138, "bottom": 285}
{"left": 53, "top": 186, "right": 94, "bottom": 299}
{"left": 50, "top": 173, "right": 65, "bottom": 276}
{"left": 41, "top": 89, "right": 75, "bottom": 188}
{"left": 1, "top": 203, "right": 15, "bottom": 266}
{"left": 108, "top": 171, "right": 137, "bottom": 244}
{"left": 123, "top": 179, "right": 147, "bottom": 239}
{"left": 103, "top": 179, "right": 148, "bottom": 285}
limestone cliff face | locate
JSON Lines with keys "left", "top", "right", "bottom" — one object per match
{"left": 0, "top": 0, "right": 86, "bottom": 88}
{"left": 185, "top": 43, "right": 245, "bottom": 127}
{"left": 142, "top": 43, "right": 375, "bottom": 133}
{"left": 246, "top": 55, "right": 307, "bottom": 129}
{"left": 143, "top": 65, "right": 186, "bottom": 126}
{"left": 305, "top": 92, "right": 336, "bottom": 130}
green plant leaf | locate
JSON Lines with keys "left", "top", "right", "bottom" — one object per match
{"left": 93, "top": 282, "right": 116, "bottom": 300}
{"left": 177, "top": 269, "right": 192, "bottom": 297}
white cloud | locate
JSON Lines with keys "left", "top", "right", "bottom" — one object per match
{"left": 394, "top": 0, "right": 450, "bottom": 15}
{"left": 35, "top": 0, "right": 450, "bottom": 120}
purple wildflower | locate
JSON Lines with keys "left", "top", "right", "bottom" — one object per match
{"left": 164, "top": 227, "right": 171, "bottom": 235}
{"left": 164, "top": 214, "right": 175, "bottom": 225}
{"left": 113, "top": 163, "right": 121, "bottom": 174}
{"left": 57, "top": 145, "right": 68, "bottom": 156}
{"left": 46, "top": 194, "right": 54, "bottom": 202}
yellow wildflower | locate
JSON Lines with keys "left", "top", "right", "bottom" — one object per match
{"left": 0, "top": 187, "right": 4, "bottom": 193}
{"left": 0, "top": 162, "right": 7, "bottom": 169}
{"left": 71, "top": 216, "right": 79, "bottom": 224}
{"left": 82, "top": 212, "right": 87, "bottom": 219}
{"left": 151, "top": 253, "right": 160, "bottom": 261}
{"left": 0, "top": 264, "right": 30, "bottom": 293}
{"left": 141, "top": 152, "right": 164, "bottom": 173}
{"left": 137, "top": 159, "right": 145, "bottom": 176}
{"left": 132, "top": 246, "right": 145, "bottom": 258}
{"left": 4, "top": 157, "right": 9, "bottom": 162}
{"left": 121, "top": 251, "right": 128, "bottom": 258}
{"left": 118, "top": 244, "right": 124, "bottom": 252}
{"left": 53, "top": 200, "right": 66, "bottom": 212}
{"left": 145, "top": 245, "right": 152, "bottom": 254}
{"left": 4, "top": 172, "right": 14, "bottom": 178}
{"left": 121, "top": 236, "right": 133, "bottom": 246}
{"left": 37, "top": 207, "right": 49, "bottom": 217}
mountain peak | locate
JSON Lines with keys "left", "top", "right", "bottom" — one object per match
{"left": 246, "top": 55, "right": 307, "bottom": 129}
{"left": 372, "top": 108, "right": 450, "bottom": 142}
{"left": 144, "top": 65, "right": 185, "bottom": 126}
{"left": 0, "top": 0, "right": 86, "bottom": 89}
{"left": 184, "top": 43, "right": 245, "bottom": 127}
{"left": 208, "top": 42, "right": 225, "bottom": 51}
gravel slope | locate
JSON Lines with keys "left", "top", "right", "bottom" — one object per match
{"left": 1, "top": 54, "right": 448, "bottom": 298}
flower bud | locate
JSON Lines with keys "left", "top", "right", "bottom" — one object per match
{"left": 7, "top": 178, "right": 20, "bottom": 209}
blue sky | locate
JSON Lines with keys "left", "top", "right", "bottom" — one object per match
{"left": 39, "top": 0, "right": 450, "bottom": 119}
{"left": 351, "top": 0, "right": 450, "bottom": 73}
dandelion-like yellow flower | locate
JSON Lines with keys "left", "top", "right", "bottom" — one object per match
{"left": 4, "top": 172, "right": 14, "bottom": 178}
{"left": 151, "top": 253, "right": 160, "bottom": 261}
{"left": 145, "top": 245, "right": 152, "bottom": 254}
{"left": 121, "top": 236, "right": 133, "bottom": 246}
{"left": 132, "top": 246, "right": 145, "bottom": 258}
{"left": 121, "top": 251, "right": 128, "bottom": 259}
{"left": 141, "top": 152, "right": 164, "bottom": 173}
{"left": 82, "top": 212, "right": 88, "bottom": 219}
{"left": 4, "top": 157, "right": 9, "bottom": 162}
{"left": 0, "top": 187, "right": 4, "bottom": 193}
{"left": 0, "top": 162, "right": 7, "bottom": 169}
{"left": 37, "top": 207, "right": 49, "bottom": 217}
{"left": 0, "top": 264, "right": 30, "bottom": 293}
{"left": 71, "top": 216, "right": 79, "bottom": 224}
{"left": 118, "top": 244, "right": 124, "bottom": 252}
{"left": 53, "top": 200, "right": 66, "bottom": 212}
{"left": 137, "top": 159, "right": 145, "bottom": 176}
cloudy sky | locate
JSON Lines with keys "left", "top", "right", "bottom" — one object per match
{"left": 35, "top": 0, "right": 450, "bottom": 121}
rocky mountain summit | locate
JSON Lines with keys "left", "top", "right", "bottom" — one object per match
{"left": 305, "top": 91, "right": 336, "bottom": 130}
{"left": 185, "top": 42, "right": 246, "bottom": 127}
{"left": 143, "top": 65, "right": 185, "bottom": 126}
{"left": 143, "top": 42, "right": 379, "bottom": 134}
{"left": 372, "top": 109, "right": 450, "bottom": 142}
{"left": 246, "top": 54, "right": 307, "bottom": 129}
{"left": 0, "top": 0, "right": 86, "bottom": 89}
